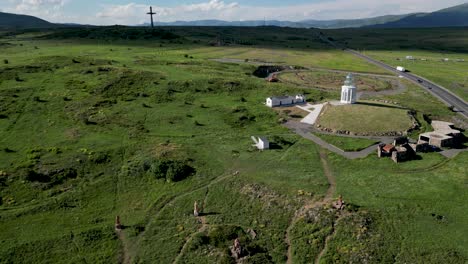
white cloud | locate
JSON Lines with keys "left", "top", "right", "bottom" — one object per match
{"left": 2, "top": 0, "right": 467, "bottom": 25}
{"left": 88, "top": 0, "right": 468, "bottom": 25}
{"left": 3, "top": 0, "right": 67, "bottom": 20}
{"left": 94, "top": 0, "right": 241, "bottom": 25}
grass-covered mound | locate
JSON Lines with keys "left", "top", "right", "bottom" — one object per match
{"left": 316, "top": 102, "right": 414, "bottom": 135}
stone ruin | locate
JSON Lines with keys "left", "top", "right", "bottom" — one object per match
{"left": 377, "top": 137, "right": 417, "bottom": 163}
{"left": 418, "top": 121, "right": 463, "bottom": 148}
{"left": 267, "top": 73, "right": 279, "bottom": 82}
{"left": 115, "top": 216, "right": 122, "bottom": 231}
{"left": 332, "top": 195, "right": 345, "bottom": 211}
{"left": 230, "top": 238, "right": 244, "bottom": 260}
{"left": 193, "top": 201, "right": 199, "bottom": 217}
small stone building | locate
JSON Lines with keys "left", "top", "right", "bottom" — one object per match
{"left": 377, "top": 144, "right": 395, "bottom": 157}
{"left": 266, "top": 95, "right": 305, "bottom": 107}
{"left": 418, "top": 121, "right": 461, "bottom": 148}
{"left": 392, "top": 146, "right": 409, "bottom": 163}
{"left": 378, "top": 139, "right": 415, "bottom": 163}
{"left": 409, "top": 142, "right": 430, "bottom": 153}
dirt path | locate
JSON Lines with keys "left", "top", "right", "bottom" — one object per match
{"left": 314, "top": 221, "right": 335, "bottom": 264}
{"left": 319, "top": 150, "right": 336, "bottom": 202}
{"left": 172, "top": 186, "right": 212, "bottom": 264}
{"left": 172, "top": 217, "right": 208, "bottom": 264}
{"left": 116, "top": 230, "right": 131, "bottom": 264}
{"left": 314, "top": 150, "right": 340, "bottom": 264}
{"left": 130, "top": 170, "right": 237, "bottom": 263}
{"left": 285, "top": 149, "right": 337, "bottom": 264}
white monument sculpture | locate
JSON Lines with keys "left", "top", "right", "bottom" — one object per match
{"left": 340, "top": 73, "right": 357, "bottom": 104}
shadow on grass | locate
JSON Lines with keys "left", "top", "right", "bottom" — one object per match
{"left": 199, "top": 212, "right": 221, "bottom": 217}
{"left": 269, "top": 143, "right": 283, "bottom": 150}
{"left": 356, "top": 101, "right": 408, "bottom": 110}
{"left": 3, "top": 148, "right": 15, "bottom": 153}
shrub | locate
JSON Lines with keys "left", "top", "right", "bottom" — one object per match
{"left": 149, "top": 160, "right": 194, "bottom": 182}
{"left": 208, "top": 225, "right": 243, "bottom": 247}
{"left": 3, "top": 147, "right": 14, "bottom": 153}
{"left": 149, "top": 160, "right": 169, "bottom": 179}
{"left": 247, "top": 253, "right": 273, "bottom": 264}
{"left": 166, "top": 162, "right": 192, "bottom": 182}
{"left": 89, "top": 152, "right": 110, "bottom": 164}
{"left": 54, "top": 168, "right": 78, "bottom": 183}
{"left": 3, "top": 59, "right": 8, "bottom": 64}
{"left": 24, "top": 170, "right": 50, "bottom": 183}
{"left": 189, "top": 233, "right": 209, "bottom": 250}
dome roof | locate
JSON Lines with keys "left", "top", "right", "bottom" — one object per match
{"left": 344, "top": 73, "right": 355, "bottom": 86}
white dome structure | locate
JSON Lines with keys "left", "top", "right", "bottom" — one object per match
{"left": 340, "top": 73, "right": 357, "bottom": 104}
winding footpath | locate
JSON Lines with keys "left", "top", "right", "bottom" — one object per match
{"left": 285, "top": 150, "right": 337, "bottom": 264}
{"left": 117, "top": 170, "right": 237, "bottom": 264}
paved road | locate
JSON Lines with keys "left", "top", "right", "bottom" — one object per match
{"left": 285, "top": 120, "right": 468, "bottom": 159}
{"left": 346, "top": 49, "right": 468, "bottom": 119}
{"left": 296, "top": 103, "right": 325, "bottom": 125}
{"left": 317, "top": 33, "right": 468, "bottom": 119}
{"left": 284, "top": 121, "right": 393, "bottom": 159}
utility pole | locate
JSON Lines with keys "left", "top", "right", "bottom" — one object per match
{"left": 147, "top": 6, "right": 156, "bottom": 28}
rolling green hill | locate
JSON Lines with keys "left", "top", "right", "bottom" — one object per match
{"left": 372, "top": 3, "right": 468, "bottom": 28}
{"left": 0, "top": 12, "right": 55, "bottom": 29}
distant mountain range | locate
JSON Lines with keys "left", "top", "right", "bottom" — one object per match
{"left": 144, "top": 14, "right": 412, "bottom": 29}
{"left": 370, "top": 3, "right": 468, "bottom": 28}
{"left": 1, "top": 3, "right": 467, "bottom": 29}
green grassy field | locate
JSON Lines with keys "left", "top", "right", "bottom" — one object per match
{"left": 364, "top": 50, "right": 468, "bottom": 101}
{"left": 312, "top": 133, "right": 379, "bottom": 151}
{"left": 279, "top": 70, "right": 394, "bottom": 91}
{"left": 326, "top": 151, "right": 468, "bottom": 263}
{"left": 189, "top": 46, "right": 389, "bottom": 74}
{"left": 316, "top": 102, "right": 414, "bottom": 135}
{"left": 0, "top": 27, "right": 466, "bottom": 263}
{"left": 326, "top": 27, "right": 468, "bottom": 53}
{"left": 325, "top": 28, "right": 468, "bottom": 101}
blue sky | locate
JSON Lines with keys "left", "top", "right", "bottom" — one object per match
{"left": 1, "top": 0, "right": 467, "bottom": 25}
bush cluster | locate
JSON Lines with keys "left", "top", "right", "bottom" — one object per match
{"left": 149, "top": 160, "right": 194, "bottom": 182}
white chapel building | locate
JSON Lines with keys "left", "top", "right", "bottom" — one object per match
{"left": 340, "top": 73, "right": 357, "bottom": 104}
{"left": 266, "top": 94, "right": 306, "bottom": 107}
